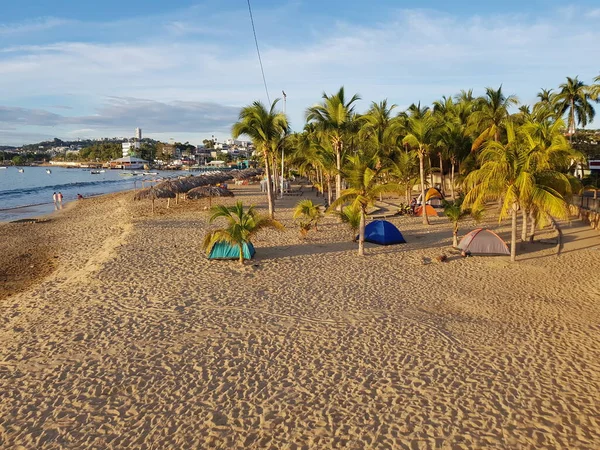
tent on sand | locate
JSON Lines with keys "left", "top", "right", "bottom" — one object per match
{"left": 417, "top": 187, "right": 444, "bottom": 205}
{"left": 208, "top": 242, "right": 256, "bottom": 260}
{"left": 361, "top": 220, "right": 406, "bottom": 245}
{"left": 457, "top": 228, "right": 510, "bottom": 255}
{"left": 414, "top": 204, "right": 438, "bottom": 217}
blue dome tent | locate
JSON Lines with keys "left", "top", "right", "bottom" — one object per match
{"left": 361, "top": 220, "right": 406, "bottom": 245}
{"left": 208, "top": 241, "right": 256, "bottom": 260}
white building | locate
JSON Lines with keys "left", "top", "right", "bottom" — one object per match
{"left": 122, "top": 141, "right": 141, "bottom": 157}
{"left": 135, "top": 128, "right": 142, "bottom": 140}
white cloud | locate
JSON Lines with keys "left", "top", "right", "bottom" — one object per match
{"left": 586, "top": 8, "right": 600, "bottom": 18}
{"left": 0, "top": 17, "right": 71, "bottom": 35}
{"left": 0, "top": 5, "right": 599, "bottom": 145}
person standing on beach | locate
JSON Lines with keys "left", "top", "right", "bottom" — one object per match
{"left": 53, "top": 192, "right": 58, "bottom": 210}
{"left": 58, "top": 192, "right": 63, "bottom": 209}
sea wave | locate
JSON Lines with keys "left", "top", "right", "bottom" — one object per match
{"left": 0, "top": 179, "right": 131, "bottom": 198}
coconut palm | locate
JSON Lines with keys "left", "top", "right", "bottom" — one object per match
{"left": 519, "top": 117, "right": 580, "bottom": 240}
{"left": 334, "top": 204, "right": 362, "bottom": 242}
{"left": 203, "top": 202, "right": 283, "bottom": 265}
{"left": 443, "top": 197, "right": 482, "bottom": 248}
{"left": 329, "top": 151, "right": 402, "bottom": 256}
{"left": 360, "top": 100, "right": 402, "bottom": 158}
{"left": 536, "top": 88, "right": 555, "bottom": 105}
{"left": 469, "top": 85, "right": 519, "bottom": 150}
{"left": 293, "top": 199, "right": 323, "bottom": 235}
{"left": 305, "top": 87, "right": 361, "bottom": 202}
{"left": 232, "top": 99, "right": 288, "bottom": 218}
{"left": 388, "top": 149, "right": 420, "bottom": 203}
{"left": 555, "top": 76, "right": 596, "bottom": 139}
{"left": 590, "top": 74, "right": 600, "bottom": 100}
{"left": 402, "top": 113, "right": 439, "bottom": 225}
{"left": 463, "top": 122, "right": 570, "bottom": 262}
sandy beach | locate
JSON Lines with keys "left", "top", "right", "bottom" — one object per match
{"left": 1, "top": 183, "right": 600, "bottom": 448}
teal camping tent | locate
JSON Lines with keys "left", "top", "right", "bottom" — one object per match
{"left": 208, "top": 241, "right": 256, "bottom": 260}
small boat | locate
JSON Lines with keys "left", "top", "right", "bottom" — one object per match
{"left": 0, "top": 167, "right": 6, "bottom": 169}
{"left": 142, "top": 172, "right": 158, "bottom": 175}
{"left": 46, "top": 169, "right": 52, "bottom": 174}
{"left": 18, "top": 168, "right": 24, "bottom": 173}
{"left": 99, "top": 169, "right": 106, "bottom": 173}
{"left": 90, "top": 170, "right": 101, "bottom": 174}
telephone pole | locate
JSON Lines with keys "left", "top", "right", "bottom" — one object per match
{"left": 280, "top": 90, "right": 287, "bottom": 198}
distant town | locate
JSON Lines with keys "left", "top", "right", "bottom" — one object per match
{"left": 0, "top": 128, "right": 256, "bottom": 170}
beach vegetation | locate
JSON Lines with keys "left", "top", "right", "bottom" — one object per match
{"left": 333, "top": 204, "right": 362, "bottom": 242}
{"left": 203, "top": 201, "right": 284, "bottom": 265}
{"left": 293, "top": 199, "right": 323, "bottom": 236}
{"left": 232, "top": 100, "right": 289, "bottom": 219}
{"left": 306, "top": 87, "right": 361, "bottom": 205}
{"left": 443, "top": 197, "right": 482, "bottom": 248}
{"left": 329, "top": 151, "right": 402, "bottom": 255}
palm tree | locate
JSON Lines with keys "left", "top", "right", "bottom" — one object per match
{"left": 555, "top": 76, "right": 595, "bottom": 139}
{"left": 290, "top": 126, "right": 337, "bottom": 205}
{"left": 329, "top": 152, "right": 402, "bottom": 255}
{"left": 306, "top": 87, "right": 361, "bottom": 203}
{"left": 443, "top": 197, "right": 482, "bottom": 248}
{"left": 519, "top": 117, "right": 580, "bottom": 240}
{"left": 590, "top": 74, "right": 600, "bottom": 100}
{"left": 203, "top": 202, "right": 283, "bottom": 265}
{"left": 232, "top": 99, "right": 288, "bottom": 218}
{"left": 536, "top": 88, "right": 555, "bottom": 104}
{"left": 334, "top": 204, "right": 361, "bottom": 242}
{"left": 406, "top": 102, "right": 430, "bottom": 119}
{"left": 402, "top": 113, "right": 438, "bottom": 225}
{"left": 293, "top": 199, "right": 323, "bottom": 236}
{"left": 360, "top": 100, "right": 402, "bottom": 158}
{"left": 388, "top": 149, "right": 419, "bottom": 203}
{"left": 469, "top": 85, "right": 519, "bottom": 150}
{"left": 463, "top": 122, "right": 570, "bottom": 262}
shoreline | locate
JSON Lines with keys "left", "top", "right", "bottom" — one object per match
{"left": 1, "top": 184, "right": 600, "bottom": 448}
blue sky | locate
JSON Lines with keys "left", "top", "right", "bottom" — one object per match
{"left": 1, "top": 0, "right": 599, "bottom": 145}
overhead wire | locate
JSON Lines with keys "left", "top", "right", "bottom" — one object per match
{"left": 246, "top": 0, "right": 271, "bottom": 105}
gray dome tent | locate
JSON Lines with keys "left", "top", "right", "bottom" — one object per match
{"left": 458, "top": 228, "right": 510, "bottom": 255}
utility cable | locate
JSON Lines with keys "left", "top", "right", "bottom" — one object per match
{"left": 246, "top": 0, "right": 271, "bottom": 105}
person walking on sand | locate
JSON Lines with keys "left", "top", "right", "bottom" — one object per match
{"left": 53, "top": 192, "right": 58, "bottom": 210}
{"left": 57, "top": 192, "right": 63, "bottom": 209}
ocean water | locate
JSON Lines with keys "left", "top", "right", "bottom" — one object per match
{"left": 0, "top": 166, "right": 177, "bottom": 222}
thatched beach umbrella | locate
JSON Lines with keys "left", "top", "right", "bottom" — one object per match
{"left": 187, "top": 186, "right": 234, "bottom": 206}
{"left": 134, "top": 186, "right": 176, "bottom": 213}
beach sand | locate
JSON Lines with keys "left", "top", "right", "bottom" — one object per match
{"left": 1, "top": 184, "right": 599, "bottom": 448}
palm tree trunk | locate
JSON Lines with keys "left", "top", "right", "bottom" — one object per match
{"left": 419, "top": 152, "right": 429, "bottom": 225}
{"left": 152, "top": 198, "right": 155, "bottom": 215}
{"left": 335, "top": 142, "right": 342, "bottom": 201}
{"left": 239, "top": 244, "right": 244, "bottom": 265}
{"left": 569, "top": 99, "right": 574, "bottom": 144}
{"left": 264, "top": 150, "right": 275, "bottom": 218}
{"left": 529, "top": 211, "right": 536, "bottom": 242}
{"left": 450, "top": 160, "right": 456, "bottom": 200}
{"left": 453, "top": 223, "right": 459, "bottom": 248}
{"left": 271, "top": 154, "right": 279, "bottom": 198}
{"left": 318, "top": 168, "right": 323, "bottom": 196}
{"left": 521, "top": 209, "right": 528, "bottom": 242}
{"left": 428, "top": 155, "right": 434, "bottom": 187}
{"left": 439, "top": 153, "right": 445, "bottom": 195}
{"left": 510, "top": 204, "right": 518, "bottom": 262}
{"left": 327, "top": 177, "right": 333, "bottom": 206}
{"left": 358, "top": 207, "right": 366, "bottom": 256}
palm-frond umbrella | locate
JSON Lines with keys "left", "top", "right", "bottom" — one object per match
{"left": 134, "top": 186, "right": 176, "bottom": 214}
{"left": 187, "top": 186, "right": 234, "bottom": 206}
